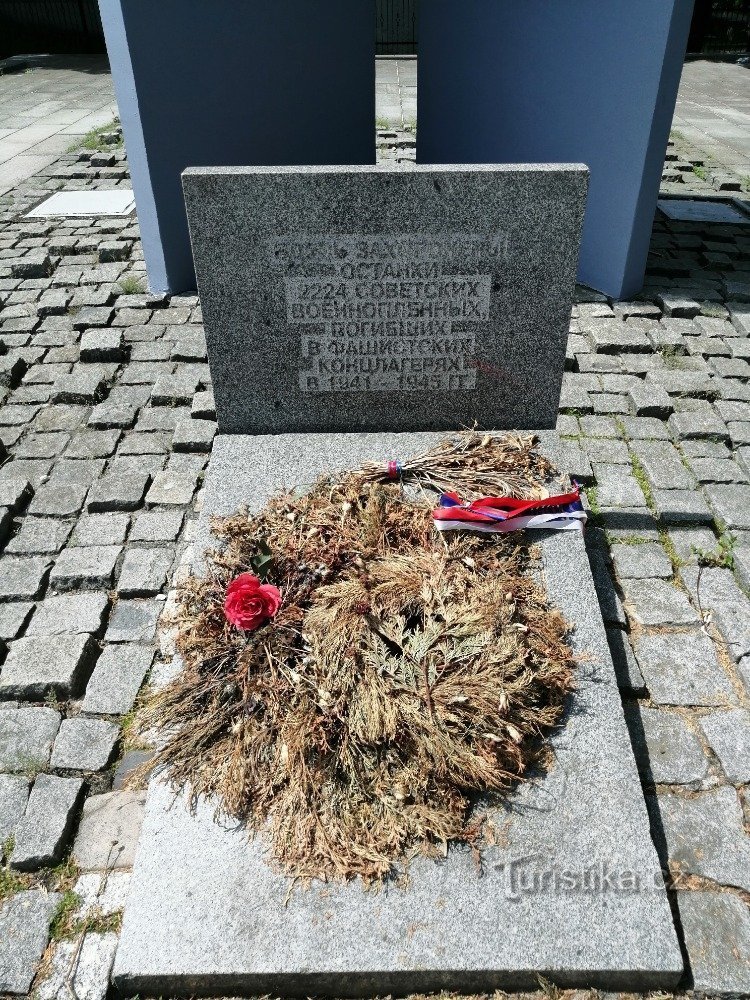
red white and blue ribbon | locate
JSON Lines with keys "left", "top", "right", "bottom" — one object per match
{"left": 433, "top": 486, "right": 586, "bottom": 533}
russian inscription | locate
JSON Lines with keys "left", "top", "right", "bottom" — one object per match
{"left": 272, "top": 235, "right": 494, "bottom": 393}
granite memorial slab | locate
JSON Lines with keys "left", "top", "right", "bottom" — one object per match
{"left": 114, "top": 431, "right": 682, "bottom": 996}
{"left": 182, "top": 164, "right": 587, "bottom": 434}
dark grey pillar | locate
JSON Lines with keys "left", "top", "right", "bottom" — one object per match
{"left": 100, "top": 0, "right": 376, "bottom": 293}
{"left": 417, "top": 0, "right": 694, "bottom": 299}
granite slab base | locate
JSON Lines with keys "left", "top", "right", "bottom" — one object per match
{"left": 113, "top": 432, "right": 683, "bottom": 997}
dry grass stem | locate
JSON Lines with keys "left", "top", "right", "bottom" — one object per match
{"left": 135, "top": 432, "right": 576, "bottom": 885}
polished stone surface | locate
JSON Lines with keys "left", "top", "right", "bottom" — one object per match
{"left": 183, "top": 164, "right": 587, "bottom": 434}
{"left": 114, "top": 431, "right": 681, "bottom": 996}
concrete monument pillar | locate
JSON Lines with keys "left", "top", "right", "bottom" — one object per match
{"left": 416, "top": 0, "right": 695, "bottom": 299}
{"left": 99, "top": 0, "right": 376, "bottom": 293}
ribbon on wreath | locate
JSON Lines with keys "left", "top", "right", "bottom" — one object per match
{"left": 432, "top": 485, "right": 586, "bottom": 533}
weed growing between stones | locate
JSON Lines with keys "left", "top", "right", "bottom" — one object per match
{"left": 136, "top": 433, "right": 576, "bottom": 885}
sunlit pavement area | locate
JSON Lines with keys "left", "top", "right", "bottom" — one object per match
{"left": 0, "top": 48, "right": 748, "bottom": 1000}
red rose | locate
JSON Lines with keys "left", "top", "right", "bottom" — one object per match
{"left": 223, "top": 573, "right": 282, "bottom": 631}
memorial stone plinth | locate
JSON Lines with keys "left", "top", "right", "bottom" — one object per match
{"left": 182, "top": 164, "right": 587, "bottom": 434}
{"left": 112, "top": 161, "right": 685, "bottom": 995}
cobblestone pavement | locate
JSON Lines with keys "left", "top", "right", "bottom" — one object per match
{"left": 375, "top": 56, "right": 417, "bottom": 129}
{"left": 673, "top": 59, "right": 750, "bottom": 178}
{"left": 0, "top": 57, "right": 116, "bottom": 198}
{"left": 0, "top": 98, "right": 749, "bottom": 1000}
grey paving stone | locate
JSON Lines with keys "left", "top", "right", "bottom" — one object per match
{"left": 680, "top": 566, "right": 750, "bottom": 666}
{"left": 677, "top": 890, "right": 750, "bottom": 996}
{"left": 72, "top": 306, "right": 114, "bottom": 329}
{"left": 34, "top": 931, "right": 119, "bottom": 1000}
{"left": 136, "top": 406, "right": 188, "bottom": 432}
{"left": 679, "top": 436, "right": 731, "bottom": 459}
{"left": 27, "top": 480, "right": 88, "bottom": 517}
{"left": 593, "top": 464, "right": 647, "bottom": 508}
{"left": 191, "top": 388, "right": 215, "bottom": 420}
{"left": 5, "top": 517, "right": 72, "bottom": 555}
{"left": 26, "top": 592, "right": 108, "bottom": 637}
{"left": 0, "top": 634, "right": 97, "bottom": 699}
{"left": 80, "top": 327, "right": 126, "bottom": 362}
{"left": 47, "top": 458, "right": 105, "bottom": 486}
{"left": 622, "top": 578, "right": 698, "bottom": 626}
{"left": 82, "top": 644, "right": 153, "bottom": 716}
{"left": 105, "top": 600, "right": 160, "bottom": 643}
{"left": 687, "top": 456, "right": 746, "bottom": 483}
{"left": 87, "top": 400, "right": 137, "bottom": 429}
{"left": 0, "top": 555, "right": 50, "bottom": 601}
{"left": 0, "top": 890, "right": 61, "bottom": 994}
{"left": 645, "top": 370, "right": 717, "bottom": 399}
{"left": 698, "top": 709, "right": 750, "bottom": 785}
{"left": 73, "top": 790, "right": 146, "bottom": 871}
{"left": 650, "top": 488, "right": 714, "bottom": 525}
{"left": 111, "top": 454, "right": 166, "bottom": 478}
{"left": 633, "top": 631, "right": 736, "bottom": 706}
{"left": 0, "top": 460, "right": 50, "bottom": 487}
{"left": 735, "top": 545, "right": 750, "bottom": 595}
{"left": 579, "top": 415, "right": 621, "bottom": 438}
{"left": 582, "top": 437, "right": 630, "bottom": 465}
{"left": 610, "top": 542, "right": 672, "bottom": 579}
{"left": 627, "top": 379, "right": 673, "bottom": 419}
{"left": 150, "top": 373, "right": 199, "bottom": 406}
{"left": 555, "top": 440, "right": 593, "bottom": 483}
{"left": 49, "top": 545, "right": 122, "bottom": 591}
{"left": 129, "top": 510, "right": 182, "bottom": 542}
{"left": 51, "top": 370, "right": 106, "bottom": 404}
{"left": 656, "top": 786, "right": 750, "bottom": 891}
{"left": 14, "top": 430, "right": 68, "bottom": 458}
{"left": 116, "top": 430, "right": 170, "bottom": 455}
{"left": 51, "top": 718, "right": 120, "bottom": 771}
{"left": 728, "top": 420, "right": 750, "bottom": 448}
{"left": 626, "top": 706, "right": 708, "bottom": 785}
{"left": 591, "top": 392, "right": 629, "bottom": 415}
{"left": 0, "top": 601, "right": 30, "bottom": 642}
{"left": 65, "top": 429, "right": 120, "bottom": 459}
{"left": 166, "top": 452, "right": 207, "bottom": 476}
{"left": 589, "top": 319, "right": 651, "bottom": 353}
{"left": 704, "top": 483, "right": 750, "bottom": 531}
{"left": 0, "top": 773, "right": 29, "bottom": 843}
{"left": 71, "top": 512, "right": 130, "bottom": 547}
{"left": 118, "top": 547, "right": 173, "bottom": 597}
{"left": 605, "top": 627, "right": 645, "bottom": 692}
{"left": 172, "top": 417, "right": 216, "bottom": 452}
{"left": 667, "top": 526, "right": 720, "bottom": 565}
{"left": 630, "top": 440, "right": 695, "bottom": 491}
{"left": 0, "top": 478, "right": 33, "bottom": 513}
{"left": 171, "top": 331, "right": 206, "bottom": 361}
{"left": 558, "top": 380, "right": 593, "bottom": 412}
{"left": 10, "top": 773, "right": 84, "bottom": 870}
{"left": 656, "top": 293, "right": 700, "bottom": 318}
{"left": 86, "top": 471, "right": 150, "bottom": 512}
{"left": 145, "top": 470, "right": 197, "bottom": 507}
{"left": 668, "top": 410, "right": 728, "bottom": 441}
{"left": 0, "top": 707, "right": 60, "bottom": 773}
{"left": 598, "top": 507, "right": 660, "bottom": 540}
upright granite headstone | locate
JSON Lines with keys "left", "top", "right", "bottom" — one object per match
{"left": 183, "top": 164, "right": 587, "bottom": 434}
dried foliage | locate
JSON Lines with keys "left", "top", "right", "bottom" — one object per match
{"left": 137, "top": 433, "right": 576, "bottom": 885}
{"left": 359, "top": 431, "right": 555, "bottom": 499}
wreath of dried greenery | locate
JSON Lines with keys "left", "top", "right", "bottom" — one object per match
{"left": 135, "top": 433, "right": 576, "bottom": 885}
